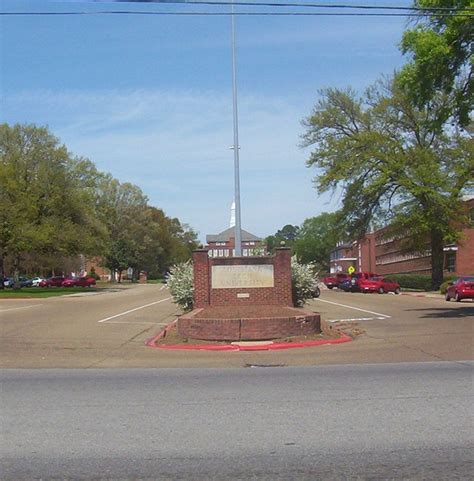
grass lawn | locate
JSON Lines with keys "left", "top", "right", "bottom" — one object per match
{"left": 0, "top": 287, "right": 100, "bottom": 298}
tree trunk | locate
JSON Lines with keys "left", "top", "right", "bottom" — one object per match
{"left": 0, "top": 252, "right": 4, "bottom": 290}
{"left": 430, "top": 229, "right": 444, "bottom": 291}
{"left": 13, "top": 255, "right": 21, "bottom": 290}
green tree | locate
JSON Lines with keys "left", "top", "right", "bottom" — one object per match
{"left": 301, "top": 81, "right": 473, "bottom": 289}
{"left": 0, "top": 123, "right": 104, "bottom": 287}
{"left": 96, "top": 179, "right": 199, "bottom": 281}
{"left": 398, "top": 0, "right": 473, "bottom": 128}
{"left": 96, "top": 176, "right": 149, "bottom": 282}
{"left": 265, "top": 224, "right": 299, "bottom": 252}
{"left": 293, "top": 212, "right": 340, "bottom": 270}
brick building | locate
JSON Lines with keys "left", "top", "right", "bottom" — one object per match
{"left": 329, "top": 196, "right": 474, "bottom": 277}
{"left": 205, "top": 202, "right": 266, "bottom": 257}
{"left": 206, "top": 227, "right": 265, "bottom": 258}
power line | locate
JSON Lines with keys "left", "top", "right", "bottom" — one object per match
{"left": 2, "top": 10, "right": 473, "bottom": 17}
{"left": 75, "top": 0, "right": 474, "bottom": 12}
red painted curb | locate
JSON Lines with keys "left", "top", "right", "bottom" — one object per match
{"left": 145, "top": 321, "right": 352, "bottom": 351}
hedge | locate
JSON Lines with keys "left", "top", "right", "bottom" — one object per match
{"left": 385, "top": 274, "right": 457, "bottom": 291}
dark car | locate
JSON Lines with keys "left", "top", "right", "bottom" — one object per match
{"left": 19, "top": 277, "right": 33, "bottom": 288}
{"left": 339, "top": 278, "right": 353, "bottom": 292}
{"left": 445, "top": 276, "right": 474, "bottom": 302}
{"left": 339, "top": 272, "right": 379, "bottom": 292}
{"left": 62, "top": 277, "right": 96, "bottom": 288}
{"left": 39, "top": 276, "right": 66, "bottom": 287}
{"left": 3, "top": 277, "right": 32, "bottom": 288}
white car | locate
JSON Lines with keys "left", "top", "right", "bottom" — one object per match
{"left": 31, "top": 277, "right": 45, "bottom": 287}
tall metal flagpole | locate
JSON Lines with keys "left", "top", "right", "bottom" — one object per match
{"left": 231, "top": 0, "right": 242, "bottom": 256}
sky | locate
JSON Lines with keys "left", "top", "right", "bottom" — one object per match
{"left": 0, "top": 0, "right": 412, "bottom": 242}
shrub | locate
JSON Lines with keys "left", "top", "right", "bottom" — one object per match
{"left": 439, "top": 277, "right": 457, "bottom": 294}
{"left": 384, "top": 274, "right": 431, "bottom": 291}
{"left": 166, "top": 260, "right": 194, "bottom": 311}
{"left": 291, "top": 257, "right": 319, "bottom": 307}
{"left": 87, "top": 267, "right": 101, "bottom": 281}
{"left": 385, "top": 273, "right": 457, "bottom": 291}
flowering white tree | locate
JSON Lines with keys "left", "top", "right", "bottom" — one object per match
{"left": 291, "top": 256, "right": 319, "bottom": 307}
{"left": 166, "top": 260, "right": 194, "bottom": 311}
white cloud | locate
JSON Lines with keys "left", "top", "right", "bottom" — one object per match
{"left": 4, "top": 87, "right": 338, "bottom": 240}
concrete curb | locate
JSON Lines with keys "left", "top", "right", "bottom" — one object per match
{"left": 145, "top": 320, "right": 353, "bottom": 352}
{"left": 401, "top": 292, "right": 444, "bottom": 299}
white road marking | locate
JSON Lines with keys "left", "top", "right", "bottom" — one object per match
{"left": 97, "top": 297, "right": 172, "bottom": 323}
{"left": 326, "top": 317, "right": 387, "bottom": 323}
{"left": 313, "top": 298, "right": 391, "bottom": 318}
{"left": 101, "top": 321, "right": 162, "bottom": 325}
{"left": 159, "top": 285, "right": 167, "bottom": 291}
{"left": 0, "top": 304, "right": 43, "bottom": 313}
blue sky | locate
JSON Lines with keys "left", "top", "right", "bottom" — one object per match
{"left": 1, "top": 0, "right": 411, "bottom": 241}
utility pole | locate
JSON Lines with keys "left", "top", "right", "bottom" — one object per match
{"left": 231, "top": 0, "right": 242, "bottom": 256}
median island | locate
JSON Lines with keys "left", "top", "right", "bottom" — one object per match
{"left": 149, "top": 247, "right": 358, "bottom": 350}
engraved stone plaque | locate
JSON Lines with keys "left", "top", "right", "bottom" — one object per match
{"left": 212, "top": 265, "right": 274, "bottom": 289}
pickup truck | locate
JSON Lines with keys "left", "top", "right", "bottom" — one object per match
{"left": 340, "top": 272, "right": 379, "bottom": 292}
{"left": 323, "top": 273, "right": 350, "bottom": 289}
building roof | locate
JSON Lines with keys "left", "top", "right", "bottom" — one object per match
{"left": 206, "top": 227, "right": 262, "bottom": 243}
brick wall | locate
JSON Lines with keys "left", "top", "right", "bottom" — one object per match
{"left": 193, "top": 249, "right": 211, "bottom": 308}
{"left": 178, "top": 309, "right": 321, "bottom": 341}
{"left": 193, "top": 247, "right": 292, "bottom": 308}
{"left": 456, "top": 228, "right": 474, "bottom": 275}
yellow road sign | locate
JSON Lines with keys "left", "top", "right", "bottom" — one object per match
{"left": 348, "top": 266, "right": 355, "bottom": 274}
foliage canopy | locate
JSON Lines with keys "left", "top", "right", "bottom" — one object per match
{"left": 301, "top": 80, "right": 473, "bottom": 288}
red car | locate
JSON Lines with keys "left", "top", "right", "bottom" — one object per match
{"left": 62, "top": 277, "right": 96, "bottom": 288}
{"left": 342, "top": 272, "right": 379, "bottom": 292}
{"left": 445, "top": 276, "right": 474, "bottom": 302}
{"left": 359, "top": 276, "right": 401, "bottom": 294}
{"left": 39, "top": 276, "right": 66, "bottom": 287}
{"left": 323, "top": 273, "right": 350, "bottom": 289}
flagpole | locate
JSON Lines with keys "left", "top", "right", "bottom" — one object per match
{"left": 231, "top": 0, "right": 242, "bottom": 256}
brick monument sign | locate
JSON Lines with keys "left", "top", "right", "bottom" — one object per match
{"left": 177, "top": 247, "right": 321, "bottom": 341}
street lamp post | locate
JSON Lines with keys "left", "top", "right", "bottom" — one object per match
{"left": 231, "top": 1, "right": 242, "bottom": 256}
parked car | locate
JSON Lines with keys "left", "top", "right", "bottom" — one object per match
{"left": 39, "top": 276, "right": 66, "bottom": 287}
{"left": 359, "top": 276, "right": 401, "bottom": 294}
{"left": 62, "top": 277, "right": 96, "bottom": 288}
{"left": 19, "top": 277, "right": 33, "bottom": 288}
{"left": 339, "top": 272, "right": 379, "bottom": 292}
{"left": 445, "top": 276, "right": 474, "bottom": 302}
{"left": 2, "top": 277, "right": 32, "bottom": 288}
{"left": 323, "top": 273, "right": 350, "bottom": 289}
{"left": 31, "top": 277, "right": 45, "bottom": 287}
{"left": 338, "top": 278, "right": 353, "bottom": 292}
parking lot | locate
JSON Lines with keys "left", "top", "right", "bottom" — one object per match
{"left": 0, "top": 284, "right": 472, "bottom": 368}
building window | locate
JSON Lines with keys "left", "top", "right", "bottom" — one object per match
{"left": 445, "top": 252, "right": 456, "bottom": 272}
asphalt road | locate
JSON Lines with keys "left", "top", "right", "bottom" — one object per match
{"left": 0, "top": 285, "right": 473, "bottom": 367}
{"left": 1, "top": 362, "right": 473, "bottom": 480}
